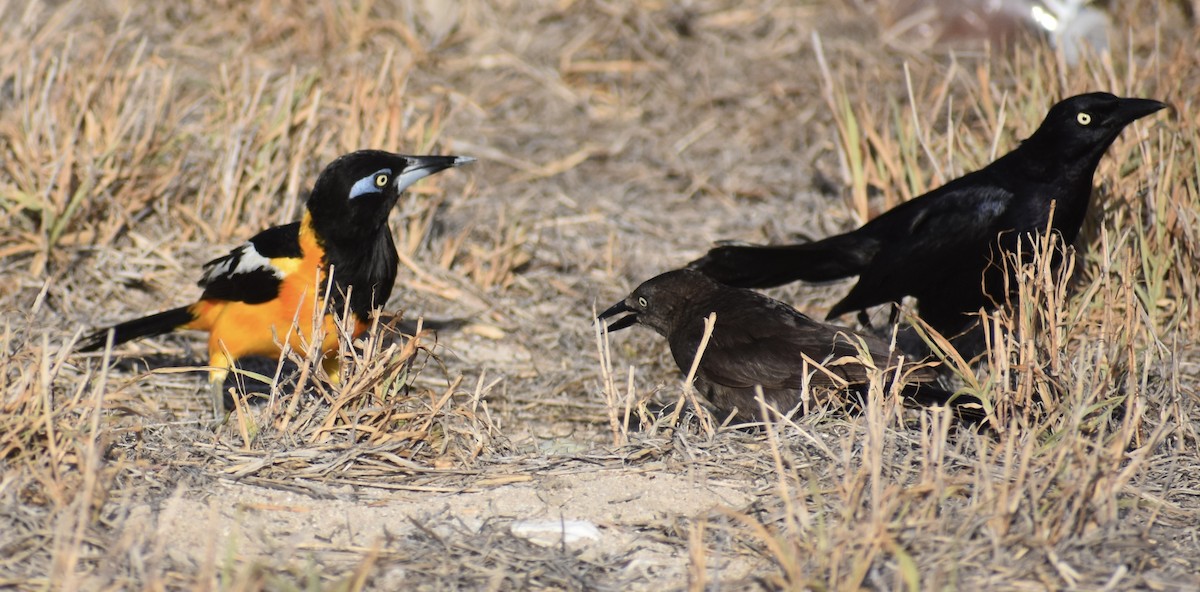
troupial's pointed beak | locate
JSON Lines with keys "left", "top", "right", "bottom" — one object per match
{"left": 396, "top": 154, "right": 476, "bottom": 192}
{"left": 598, "top": 300, "right": 638, "bottom": 332}
{"left": 1115, "top": 97, "right": 1169, "bottom": 122}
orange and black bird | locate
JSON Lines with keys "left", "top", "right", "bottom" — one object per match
{"left": 688, "top": 93, "right": 1167, "bottom": 355}
{"left": 79, "top": 150, "right": 475, "bottom": 419}
{"left": 598, "top": 269, "right": 984, "bottom": 423}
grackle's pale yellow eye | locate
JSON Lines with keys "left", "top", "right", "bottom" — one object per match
{"left": 637, "top": 296, "right": 648, "bottom": 308}
{"left": 1076, "top": 112, "right": 1092, "bottom": 125}
{"left": 375, "top": 173, "right": 390, "bottom": 187}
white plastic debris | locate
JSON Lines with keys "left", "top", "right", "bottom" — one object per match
{"left": 881, "top": 0, "right": 1111, "bottom": 64}
{"left": 1029, "top": 0, "right": 1111, "bottom": 63}
{"left": 510, "top": 519, "right": 602, "bottom": 547}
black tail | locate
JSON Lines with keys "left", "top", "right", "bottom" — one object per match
{"left": 78, "top": 306, "right": 196, "bottom": 352}
{"left": 687, "top": 233, "right": 872, "bottom": 289}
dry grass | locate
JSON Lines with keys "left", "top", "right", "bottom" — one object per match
{"left": 1, "top": 0, "right": 1198, "bottom": 590}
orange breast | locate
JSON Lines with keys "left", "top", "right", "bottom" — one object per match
{"left": 186, "top": 213, "right": 369, "bottom": 370}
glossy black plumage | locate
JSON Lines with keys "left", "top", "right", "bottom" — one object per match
{"left": 599, "top": 269, "right": 983, "bottom": 423}
{"left": 688, "top": 93, "right": 1167, "bottom": 351}
{"left": 305, "top": 150, "right": 470, "bottom": 320}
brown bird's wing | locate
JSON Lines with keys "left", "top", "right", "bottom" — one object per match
{"left": 666, "top": 295, "right": 894, "bottom": 420}
{"left": 669, "top": 295, "right": 886, "bottom": 393}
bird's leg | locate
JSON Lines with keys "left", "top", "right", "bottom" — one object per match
{"left": 206, "top": 376, "right": 229, "bottom": 428}
{"left": 888, "top": 303, "right": 900, "bottom": 326}
{"left": 207, "top": 351, "right": 233, "bottom": 427}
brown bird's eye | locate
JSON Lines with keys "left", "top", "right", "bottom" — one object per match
{"left": 637, "top": 296, "right": 648, "bottom": 308}
{"left": 375, "top": 173, "right": 390, "bottom": 187}
{"left": 1076, "top": 112, "right": 1092, "bottom": 125}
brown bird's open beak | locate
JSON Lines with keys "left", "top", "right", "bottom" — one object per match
{"left": 598, "top": 300, "right": 639, "bottom": 332}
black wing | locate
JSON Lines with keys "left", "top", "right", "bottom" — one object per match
{"left": 198, "top": 222, "right": 303, "bottom": 304}
{"left": 830, "top": 181, "right": 1016, "bottom": 317}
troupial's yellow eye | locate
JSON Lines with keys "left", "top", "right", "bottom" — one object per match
{"left": 1077, "top": 112, "right": 1092, "bottom": 125}
{"left": 375, "top": 173, "right": 390, "bottom": 187}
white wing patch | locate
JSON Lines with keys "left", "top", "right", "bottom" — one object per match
{"left": 202, "top": 242, "right": 285, "bottom": 284}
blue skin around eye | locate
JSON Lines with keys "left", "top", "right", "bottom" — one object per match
{"left": 348, "top": 168, "right": 393, "bottom": 200}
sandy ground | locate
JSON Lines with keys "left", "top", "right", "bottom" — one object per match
{"left": 152, "top": 470, "right": 756, "bottom": 584}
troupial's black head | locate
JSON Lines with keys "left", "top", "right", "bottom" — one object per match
{"left": 1025, "top": 92, "right": 1167, "bottom": 162}
{"left": 306, "top": 150, "right": 475, "bottom": 243}
{"left": 598, "top": 269, "right": 720, "bottom": 336}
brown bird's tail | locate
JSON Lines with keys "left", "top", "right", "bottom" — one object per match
{"left": 899, "top": 383, "right": 988, "bottom": 425}
{"left": 687, "top": 233, "right": 871, "bottom": 288}
{"left": 78, "top": 306, "right": 197, "bottom": 352}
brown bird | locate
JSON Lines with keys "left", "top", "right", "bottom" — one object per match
{"left": 598, "top": 269, "right": 984, "bottom": 423}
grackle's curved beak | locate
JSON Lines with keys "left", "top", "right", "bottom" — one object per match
{"left": 598, "top": 300, "right": 638, "bottom": 332}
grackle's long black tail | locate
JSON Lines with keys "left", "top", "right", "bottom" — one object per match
{"left": 687, "top": 233, "right": 871, "bottom": 289}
